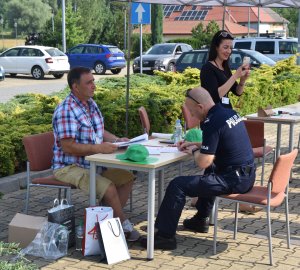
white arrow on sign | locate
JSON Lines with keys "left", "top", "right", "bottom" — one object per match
{"left": 135, "top": 3, "right": 145, "bottom": 24}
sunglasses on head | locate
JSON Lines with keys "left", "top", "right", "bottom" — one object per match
{"left": 185, "top": 89, "right": 200, "bottom": 104}
{"left": 218, "top": 31, "right": 233, "bottom": 39}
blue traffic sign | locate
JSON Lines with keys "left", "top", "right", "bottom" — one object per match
{"left": 131, "top": 3, "right": 151, "bottom": 25}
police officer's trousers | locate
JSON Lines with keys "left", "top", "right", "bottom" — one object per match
{"left": 155, "top": 165, "right": 256, "bottom": 238}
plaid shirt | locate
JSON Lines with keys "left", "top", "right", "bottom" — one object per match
{"left": 52, "top": 93, "right": 104, "bottom": 169}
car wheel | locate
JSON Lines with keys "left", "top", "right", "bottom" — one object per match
{"left": 167, "top": 62, "right": 175, "bottom": 72}
{"left": 111, "top": 68, "right": 121, "bottom": 75}
{"left": 31, "top": 66, "right": 44, "bottom": 79}
{"left": 94, "top": 62, "right": 106, "bottom": 75}
{"left": 53, "top": 73, "right": 64, "bottom": 79}
{"left": 10, "top": 73, "right": 17, "bottom": 77}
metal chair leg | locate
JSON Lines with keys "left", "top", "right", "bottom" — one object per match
{"left": 213, "top": 197, "right": 219, "bottom": 255}
{"left": 234, "top": 202, "right": 239, "bottom": 240}
{"left": 24, "top": 185, "right": 31, "bottom": 214}
{"left": 285, "top": 196, "right": 291, "bottom": 248}
{"left": 266, "top": 205, "right": 273, "bottom": 265}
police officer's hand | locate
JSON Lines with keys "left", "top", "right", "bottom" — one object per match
{"left": 98, "top": 142, "right": 118, "bottom": 154}
{"left": 178, "top": 141, "right": 201, "bottom": 152}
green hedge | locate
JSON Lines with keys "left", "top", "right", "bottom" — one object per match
{"left": 0, "top": 57, "right": 299, "bottom": 177}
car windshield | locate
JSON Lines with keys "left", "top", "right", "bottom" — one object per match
{"left": 108, "top": 47, "right": 122, "bottom": 53}
{"left": 46, "top": 48, "right": 66, "bottom": 57}
{"left": 146, "top": 44, "right": 176, "bottom": 55}
{"left": 248, "top": 51, "right": 275, "bottom": 65}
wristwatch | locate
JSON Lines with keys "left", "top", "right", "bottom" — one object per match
{"left": 192, "top": 148, "right": 199, "bottom": 156}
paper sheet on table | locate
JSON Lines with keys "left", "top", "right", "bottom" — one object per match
{"left": 145, "top": 146, "right": 179, "bottom": 154}
{"left": 114, "top": 133, "right": 148, "bottom": 148}
{"left": 160, "top": 147, "right": 179, "bottom": 153}
{"left": 151, "top": 133, "right": 173, "bottom": 139}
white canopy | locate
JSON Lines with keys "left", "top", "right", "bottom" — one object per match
{"left": 116, "top": 0, "right": 300, "bottom": 134}
{"left": 117, "top": 0, "right": 300, "bottom": 8}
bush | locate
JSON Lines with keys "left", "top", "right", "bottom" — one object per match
{"left": 0, "top": 57, "right": 299, "bottom": 177}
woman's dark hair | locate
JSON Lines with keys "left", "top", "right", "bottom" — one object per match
{"left": 208, "top": 30, "right": 234, "bottom": 75}
{"left": 67, "top": 66, "right": 92, "bottom": 90}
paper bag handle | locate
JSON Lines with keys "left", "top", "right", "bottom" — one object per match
{"left": 108, "top": 219, "right": 121, "bottom": 237}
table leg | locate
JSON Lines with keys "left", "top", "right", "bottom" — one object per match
{"left": 275, "top": 123, "right": 282, "bottom": 160}
{"left": 158, "top": 169, "right": 164, "bottom": 207}
{"left": 89, "top": 161, "right": 96, "bottom": 206}
{"left": 289, "top": 123, "right": 295, "bottom": 152}
{"left": 147, "top": 169, "right": 155, "bottom": 260}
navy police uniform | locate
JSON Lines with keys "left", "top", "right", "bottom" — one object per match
{"left": 155, "top": 104, "right": 256, "bottom": 237}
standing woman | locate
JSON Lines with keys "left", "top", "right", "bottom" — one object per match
{"left": 200, "top": 30, "right": 250, "bottom": 109}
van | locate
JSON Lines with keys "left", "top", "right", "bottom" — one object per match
{"left": 233, "top": 37, "right": 298, "bottom": 62}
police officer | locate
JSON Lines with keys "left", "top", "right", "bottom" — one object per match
{"left": 141, "top": 87, "right": 256, "bottom": 250}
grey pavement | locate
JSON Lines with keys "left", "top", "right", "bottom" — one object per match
{"left": 0, "top": 104, "right": 300, "bottom": 269}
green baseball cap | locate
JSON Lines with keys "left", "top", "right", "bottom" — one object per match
{"left": 185, "top": 128, "right": 202, "bottom": 142}
{"left": 116, "top": 144, "right": 159, "bottom": 164}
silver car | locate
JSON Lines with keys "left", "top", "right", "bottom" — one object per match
{"left": 133, "top": 43, "right": 193, "bottom": 74}
{"left": 0, "top": 65, "right": 4, "bottom": 81}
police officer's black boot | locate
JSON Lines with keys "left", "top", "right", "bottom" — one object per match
{"left": 183, "top": 214, "right": 209, "bottom": 233}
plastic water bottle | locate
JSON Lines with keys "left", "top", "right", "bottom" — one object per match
{"left": 75, "top": 220, "right": 84, "bottom": 251}
{"left": 173, "top": 119, "right": 183, "bottom": 144}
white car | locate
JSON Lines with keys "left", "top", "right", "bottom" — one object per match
{"left": 0, "top": 45, "right": 70, "bottom": 79}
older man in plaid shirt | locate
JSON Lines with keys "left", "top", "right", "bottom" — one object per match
{"left": 52, "top": 67, "right": 139, "bottom": 241}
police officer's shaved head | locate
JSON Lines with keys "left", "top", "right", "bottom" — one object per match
{"left": 190, "top": 87, "right": 214, "bottom": 105}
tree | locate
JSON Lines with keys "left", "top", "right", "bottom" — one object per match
{"left": 42, "top": 1, "right": 84, "bottom": 50}
{"left": 6, "top": 0, "right": 52, "bottom": 34}
{"left": 191, "top": 21, "right": 220, "bottom": 49}
{"left": 273, "top": 8, "right": 298, "bottom": 37}
{"left": 151, "top": 4, "right": 163, "bottom": 45}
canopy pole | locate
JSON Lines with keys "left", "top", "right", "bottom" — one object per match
{"left": 297, "top": 8, "right": 300, "bottom": 65}
{"left": 125, "top": 0, "right": 132, "bottom": 136}
{"left": 222, "top": 0, "right": 227, "bottom": 30}
{"left": 257, "top": 2, "right": 261, "bottom": 37}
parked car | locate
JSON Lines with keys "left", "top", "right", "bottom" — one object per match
{"left": 0, "top": 65, "right": 4, "bottom": 81}
{"left": 0, "top": 45, "right": 70, "bottom": 79}
{"left": 233, "top": 37, "right": 298, "bottom": 62}
{"left": 132, "top": 43, "right": 193, "bottom": 74}
{"left": 175, "top": 48, "right": 276, "bottom": 73}
{"left": 66, "top": 44, "right": 126, "bottom": 75}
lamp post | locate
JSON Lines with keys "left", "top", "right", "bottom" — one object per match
{"left": 51, "top": 9, "right": 54, "bottom": 32}
{"left": 14, "top": 19, "right": 17, "bottom": 45}
{"left": 0, "top": 16, "right": 3, "bottom": 49}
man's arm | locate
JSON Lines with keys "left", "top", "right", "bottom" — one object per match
{"left": 194, "top": 151, "right": 214, "bottom": 169}
{"left": 60, "top": 138, "right": 117, "bottom": 156}
{"left": 103, "top": 130, "right": 129, "bottom": 142}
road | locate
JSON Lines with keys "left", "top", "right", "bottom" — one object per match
{"left": 0, "top": 68, "right": 130, "bottom": 103}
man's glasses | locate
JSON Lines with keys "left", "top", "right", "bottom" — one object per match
{"left": 218, "top": 31, "right": 233, "bottom": 39}
{"left": 185, "top": 89, "right": 200, "bottom": 104}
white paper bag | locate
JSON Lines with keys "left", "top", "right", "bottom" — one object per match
{"left": 99, "top": 218, "right": 130, "bottom": 264}
{"left": 83, "top": 206, "right": 113, "bottom": 256}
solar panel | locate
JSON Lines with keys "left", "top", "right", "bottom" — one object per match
{"left": 166, "top": 5, "right": 208, "bottom": 21}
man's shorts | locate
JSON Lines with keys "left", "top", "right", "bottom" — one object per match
{"left": 53, "top": 165, "right": 135, "bottom": 201}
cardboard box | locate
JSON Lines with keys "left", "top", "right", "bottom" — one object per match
{"left": 8, "top": 213, "right": 47, "bottom": 248}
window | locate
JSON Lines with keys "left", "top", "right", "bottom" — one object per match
{"left": 255, "top": 41, "right": 275, "bottom": 54}
{"left": 195, "top": 52, "right": 207, "bottom": 64}
{"left": 21, "top": 48, "right": 43, "bottom": 57}
{"left": 69, "top": 46, "right": 84, "bottom": 54}
{"left": 3, "top": 48, "right": 19, "bottom": 56}
{"left": 230, "top": 53, "right": 242, "bottom": 65}
{"left": 279, "top": 41, "right": 298, "bottom": 54}
{"left": 180, "top": 53, "right": 194, "bottom": 64}
{"left": 84, "top": 46, "right": 100, "bottom": 54}
{"left": 108, "top": 47, "right": 120, "bottom": 54}
{"left": 234, "top": 42, "right": 251, "bottom": 50}
{"left": 46, "top": 48, "right": 65, "bottom": 56}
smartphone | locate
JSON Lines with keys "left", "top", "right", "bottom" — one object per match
{"left": 242, "top": 56, "right": 250, "bottom": 70}
{"left": 243, "top": 56, "right": 250, "bottom": 65}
